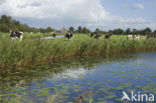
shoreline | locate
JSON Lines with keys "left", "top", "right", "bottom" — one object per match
{"left": 1, "top": 48, "right": 156, "bottom": 69}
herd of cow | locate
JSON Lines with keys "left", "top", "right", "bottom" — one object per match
{"left": 127, "top": 35, "right": 140, "bottom": 40}
{"left": 63, "top": 32, "right": 112, "bottom": 40}
{"left": 52, "top": 32, "right": 74, "bottom": 40}
{"left": 88, "top": 33, "right": 112, "bottom": 39}
{"left": 63, "top": 32, "right": 156, "bottom": 40}
{"left": 63, "top": 32, "right": 155, "bottom": 40}
{"left": 8, "top": 30, "right": 156, "bottom": 41}
{"left": 127, "top": 33, "right": 156, "bottom": 40}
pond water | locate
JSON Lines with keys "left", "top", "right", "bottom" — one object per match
{"left": 41, "top": 35, "right": 64, "bottom": 39}
{"left": 0, "top": 52, "right": 156, "bottom": 103}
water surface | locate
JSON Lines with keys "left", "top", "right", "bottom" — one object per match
{"left": 0, "top": 52, "right": 156, "bottom": 103}
{"left": 41, "top": 35, "right": 64, "bottom": 39}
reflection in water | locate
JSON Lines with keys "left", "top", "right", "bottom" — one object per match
{"left": 48, "top": 68, "right": 87, "bottom": 80}
{"left": 0, "top": 53, "right": 156, "bottom": 103}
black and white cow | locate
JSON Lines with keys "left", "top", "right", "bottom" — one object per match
{"left": 65, "top": 32, "right": 74, "bottom": 40}
{"left": 134, "top": 35, "right": 140, "bottom": 40}
{"left": 10, "top": 30, "right": 23, "bottom": 41}
{"left": 52, "top": 32, "right": 56, "bottom": 38}
{"left": 127, "top": 35, "right": 133, "bottom": 40}
{"left": 88, "top": 33, "right": 95, "bottom": 37}
{"left": 105, "top": 34, "right": 112, "bottom": 39}
{"left": 89, "top": 33, "right": 102, "bottom": 39}
{"left": 94, "top": 34, "right": 102, "bottom": 39}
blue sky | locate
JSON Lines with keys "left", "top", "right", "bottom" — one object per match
{"left": 0, "top": 0, "right": 156, "bottom": 31}
{"left": 101, "top": 0, "right": 156, "bottom": 22}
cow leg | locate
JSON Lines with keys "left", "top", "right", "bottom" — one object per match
{"left": 13, "top": 37, "right": 16, "bottom": 41}
{"left": 11, "top": 37, "right": 15, "bottom": 41}
{"left": 20, "top": 35, "right": 23, "bottom": 41}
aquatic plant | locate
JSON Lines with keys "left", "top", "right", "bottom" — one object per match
{"left": 0, "top": 34, "right": 156, "bottom": 69}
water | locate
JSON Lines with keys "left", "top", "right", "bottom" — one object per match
{"left": 41, "top": 35, "right": 64, "bottom": 39}
{"left": 0, "top": 52, "right": 156, "bottom": 103}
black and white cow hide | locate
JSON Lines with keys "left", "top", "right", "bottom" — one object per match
{"left": 10, "top": 30, "right": 23, "bottom": 41}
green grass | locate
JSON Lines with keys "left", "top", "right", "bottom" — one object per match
{"left": 0, "top": 33, "right": 156, "bottom": 69}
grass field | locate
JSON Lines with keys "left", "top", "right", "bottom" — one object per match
{"left": 0, "top": 33, "right": 156, "bottom": 69}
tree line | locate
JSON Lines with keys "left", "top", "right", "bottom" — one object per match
{"left": 0, "top": 15, "right": 156, "bottom": 35}
{"left": 69, "top": 26, "right": 156, "bottom": 35}
{"left": 0, "top": 15, "right": 54, "bottom": 33}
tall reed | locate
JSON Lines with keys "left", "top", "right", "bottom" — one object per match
{"left": 0, "top": 35, "right": 156, "bottom": 69}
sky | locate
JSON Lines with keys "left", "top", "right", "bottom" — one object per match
{"left": 0, "top": 0, "right": 156, "bottom": 31}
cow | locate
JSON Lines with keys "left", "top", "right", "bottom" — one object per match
{"left": 127, "top": 35, "right": 133, "bottom": 40}
{"left": 88, "top": 33, "right": 95, "bottom": 37}
{"left": 134, "top": 35, "right": 140, "bottom": 40}
{"left": 94, "top": 34, "right": 102, "bottom": 40}
{"left": 65, "top": 32, "right": 74, "bottom": 40}
{"left": 52, "top": 32, "right": 56, "bottom": 38}
{"left": 10, "top": 30, "right": 23, "bottom": 41}
{"left": 105, "top": 34, "right": 112, "bottom": 39}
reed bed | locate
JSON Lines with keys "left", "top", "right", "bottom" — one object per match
{"left": 0, "top": 34, "right": 156, "bottom": 69}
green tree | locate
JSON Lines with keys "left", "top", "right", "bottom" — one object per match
{"left": 82, "top": 27, "right": 90, "bottom": 34}
{"left": 46, "top": 27, "right": 54, "bottom": 33}
{"left": 78, "top": 26, "right": 82, "bottom": 33}
{"left": 125, "top": 28, "right": 131, "bottom": 34}
{"left": 112, "top": 28, "right": 124, "bottom": 35}
{"left": 0, "top": 24, "right": 9, "bottom": 32}
{"left": 108, "top": 30, "right": 113, "bottom": 34}
{"left": 95, "top": 28, "right": 100, "bottom": 34}
{"left": 0, "top": 15, "right": 13, "bottom": 32}
{"left": 69, "top": 26, "right": 75, "bottom": 32}
{"left": 0, "top": 15, "right": 12, "bottom": 25}
{"left": 143, "top": 27, "right": 152, "bottom": 35}
{"left": 132, "top": 29, "right": 137, "bottom": 34}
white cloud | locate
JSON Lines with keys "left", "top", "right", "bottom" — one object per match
{"left": 0, "top": 0, "right": 6, "bottom": 5}
{"left": 0, "top": 0, "right": 154, "bottom": 30}
{"left": 123, "top": 4, "right": 144, "bottom": 10}
{"left": 132, "top": 4, "right": 144, "bottom": 10}
{"left": 0, "top": 0, "right": 44, "bottom": 18}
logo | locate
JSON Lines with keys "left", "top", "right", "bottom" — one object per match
{"left": 121, "top": 91, "right": 130, "bottom": 101}
{"left": 121, "top": 90, "right": 155, "bottom": 102}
